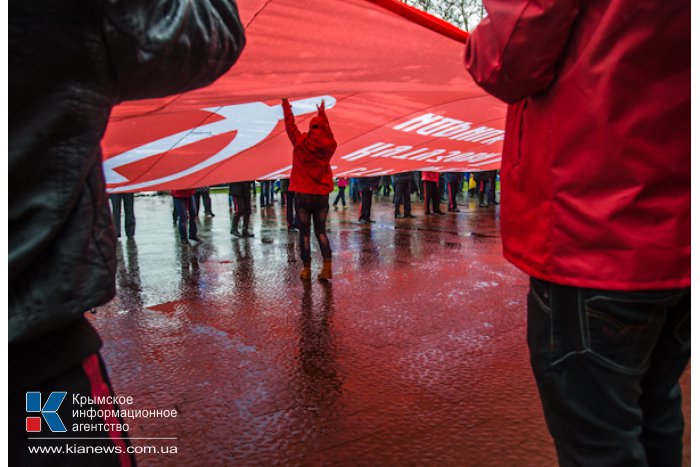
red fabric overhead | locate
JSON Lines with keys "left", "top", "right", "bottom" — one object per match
{"left": 102, "top": 0, "right": 506, "bottom": 193}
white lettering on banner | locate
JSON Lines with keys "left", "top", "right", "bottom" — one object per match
{"left": 105, "top": 96, "right": 337, "bottom": 193}
{"left": 392, "top": 113, "right": 504, "bottom": 145}
{"left": 341, "top": 143, "right": 394, "bottom": 161}
{"left": 338, "top": 142, "right": 501, "bottom": 167}
{"left": 392, "top": 113, "right": 444, "bottom": 132}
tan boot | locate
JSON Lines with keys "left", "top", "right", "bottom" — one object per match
{"left": 317, "top": 259, "right": 332, "bottom": 280}
{"left": 299, "top": 263, "right": 311, "bottom": 280}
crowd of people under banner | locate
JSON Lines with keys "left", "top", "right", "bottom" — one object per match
{"left": 108, "top": 170, "right": 500, "bottom": 244}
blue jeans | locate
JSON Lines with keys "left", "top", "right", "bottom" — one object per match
{"left": 173, "top": 196, "right": 197, "bottom": 240}
{"left": 528, "top": 277, "right": 690, "bottom": 467}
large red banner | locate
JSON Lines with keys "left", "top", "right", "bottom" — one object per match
{"left": 102, "top": 0, "right": 506, "bottom": 193}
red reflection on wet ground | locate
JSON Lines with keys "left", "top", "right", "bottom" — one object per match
{"left": 93, "top": 192, "right": 690, "bottom": 466}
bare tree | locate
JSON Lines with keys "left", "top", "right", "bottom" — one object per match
{"left": 402, "top": 0, "right": 486, "bottom": 31}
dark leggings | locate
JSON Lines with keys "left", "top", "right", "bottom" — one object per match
{"left": 295, "top": 193, "right": 331, "bottom": 264}
{"left": 423, "top": 181, "right": 440, "bottom": 213}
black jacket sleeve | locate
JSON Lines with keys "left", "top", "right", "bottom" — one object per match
{"left": 102, "top": 0, "right": 246, "bottom": 102}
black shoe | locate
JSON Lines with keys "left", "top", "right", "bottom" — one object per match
{"left": 288, "top": 227, "right": 298, "bottom": 233}
{"left": 449, "top": 208, "right": 460, "bottom": 212}
{"left": 368, "top": 219, "right": 376, "bottom": 223}
{"left": 491, "top": 201, "right": 500, "bottom": 205}
{"left": 359, "top": 218, "right": 369, "bottom": 224}
{"left": 242, "top": 229, "right": 254, "bottom": 238}
{"left": 394, "top": 212, "right": 401, "bottom": 218}
{"left": 403, "top": 214, "right": 416, "bottom": 219}
{"left": 189, "top": 235, "right": 201, "bottom": 242}
{"left": 180, "top": 238, "right": 189, "bottom": 245}
{"left": 205, "top": 212, "right": 215, "bottom": 217}
{"left": 231, "top": 229, "right": 242, "bottom": 237}
{"left": 435, "top": 211, "right": 445, "bottom": 215}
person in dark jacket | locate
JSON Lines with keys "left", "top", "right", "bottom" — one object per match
{"left": 9, "top": 1, "right": 245, "bottom": 464}
{"left": 282, "top": 98, "right": 337, "bottom": 280}
{"left": 466, "top": 0, "right": 690, "bottom": 465}
{"left": 229, "top": 181, "right": 255, "bottom": 238}
{"left": 393, "top": 172, "right": 415, "bottom": 218}
{"left": 444, "top": 172, "right": 464, "bottom": 212}
{"left": 358, "top": 176, "right": 381, "bottom": 223}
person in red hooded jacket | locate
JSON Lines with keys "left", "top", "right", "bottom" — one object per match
{"left": 282, "top": 98, "right": 338, "bottom": 280}
{"left": 465, "top": 1, "right": 690, "bottom": 466}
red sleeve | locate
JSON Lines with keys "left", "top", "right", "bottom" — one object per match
{"left": 464, "top": 0, "right": 582, "bottom": 103}
{"left": 282, "top": 100, "right": 301, "bottom": 146}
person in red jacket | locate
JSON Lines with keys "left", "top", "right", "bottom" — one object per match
{"left": 172, "top": 189, "right": 200, "bottom": 245}
{"left": 421, "top": 171, "right": 443, "bottom": 215}
{"left": 282, "top": 98, "right": 337, "bottom": 280}
{"left": 466, "top": 1, "right": 690, "bottom": 466}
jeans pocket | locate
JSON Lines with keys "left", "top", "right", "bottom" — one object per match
{"left": 527, "top": 278, "right": 561, "bottom": 364}
{"left": 583, "top": 293, "right": 671, "bottom": 371}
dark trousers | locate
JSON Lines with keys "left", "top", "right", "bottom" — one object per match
{"left": 350, "top": 181, "right": 360, "bottom": 202}
{"left": 394, "top": 181, "right": 411, "bottom": 215}
{"left": 359, "top": 189, "right": 373, "bottom": 220}
{"left": 232, "top": 195, "right": 252, "bottom": 230}
{"left": 423, "top": 181, "right": 440, "bottom": 213}
{"left": 488, "top": 172, "right": 497, "bottom": 204}
{"left": 528, "top": 277, "right": 690, "bottom": 467}
{"left": 260, "top": 181, "right": 272, "bottom": 206}
{"left": 333, "top": 187, "right": 346, "bottom": 206}
{"left": 110, "top": 193, "right": 135, "bottom": 238}
{"left": 285, "top": 191, "right": 297, "bottom": 228}
{"left": 194, "top": 191, "right": 213, "bottom": 215}
{"left": 295, "top": 193, "right": 331, "bottom": 264}
{"left": 173, "top": 196, "right": 197, "bottom": 240}
{"left": 413, "top": 172, "right": 424, "bottom": 199}
{"left": 477, "top": 179, "right": 490, "bottom": 205}
{"left": 447, "top": 180, "right": 460, "bottom": 210}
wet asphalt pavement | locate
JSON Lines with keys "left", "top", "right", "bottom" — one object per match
{"left": 92, "top": 191, "right": 691, "bottom": 466}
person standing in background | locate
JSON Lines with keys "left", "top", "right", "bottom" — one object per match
{"left": 393, "top": 171, "right": 414, "bottom": 218}
{"left": 229, "top": 181, "right": 255, "bottom": 238}
{"left": 172, "top": 189, "right": 200, "bottom": 244}
{"left": 444, "top": 172, "right": 463, "bottom": 212}
{"left": 110, "top": 193, "right": 136, "bottom": 239}
{"left": 333, "top": 177, "right": 348, "bottom": 208}
{"left": 422, "top": 171, "right": 443, "bottom": 215}
{"left": 358, "top": 176, "right": 380, "bottom": 223}
{"left": 195, "top": 186, "right": 215, "bottom": 217}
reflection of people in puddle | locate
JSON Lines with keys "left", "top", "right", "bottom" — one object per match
{"left": 296, "top": 282, "right": 341, "bottom": 420}
{"left": 358, "top": 228, "right": 379, "bottom": 266}
{"left": 178, "top": 248, "right": 201, "bottom": 298}
{"left": 391, "top": 229, "right": 416, "bottom": 264}
{"left": 232, "top": 237, "right": 255, "bottom": 288}
{"left": 115, "top": 240, "right": 143, "bottom": 311}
